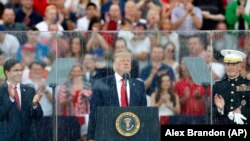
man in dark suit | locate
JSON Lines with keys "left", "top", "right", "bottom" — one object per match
{"left": 0, "top": 59, "right": 43, "bottom": 141}
{"left": 213, "top": 49, "right": 250, "bottom": 125}
{"left": 87, "top": 51, "right": 147, "bottom": 141}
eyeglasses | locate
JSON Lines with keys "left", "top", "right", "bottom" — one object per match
{"left": 167, "top": 49, "right": 175, "bottom": 53}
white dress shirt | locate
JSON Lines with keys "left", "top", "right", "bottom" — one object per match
{"left": 7, "top": 81, "right": 21, "bottom": 107}
{"left": 115, "top": 73, "right": 130, "bottom": 106}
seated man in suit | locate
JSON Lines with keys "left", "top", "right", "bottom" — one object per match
{"left": 0, "top": 59, "right": 43, "bottom": 141}
{"left": 87, "top": 51, "right": 147, "bottom": 141}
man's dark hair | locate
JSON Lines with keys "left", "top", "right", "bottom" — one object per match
{"left": 0, "top": 2, "right": 4, "bottom": 19}
{"left": 3, "top": 59, "right": 20, "bottom": 76}
{"left": 188, "top": 34, "right": 208, "bottom": 48}
{"left": 3, "top": 6, "right": 15, "bottom": 13}
{"left": 87, "top": 2, "right": 97, "bottom": 9}
{"left": 135, "top": 22, "right": 147, "bottom": 30}
{"left": 29, "top": 61, "right": 45, "bottom": 70}
{"left": 28, "top": 26, "right": 39, "bottom": 31}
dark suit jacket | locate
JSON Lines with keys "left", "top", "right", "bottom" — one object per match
{"left": 87, "top": 75, "right": 147, "bottom": 140}
{"left": 0, "top": 82, "right": 43, "bottom": 141}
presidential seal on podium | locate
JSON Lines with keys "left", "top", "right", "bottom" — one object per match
{"left": 115, "top": 112, "right": 140, "bottom": 137}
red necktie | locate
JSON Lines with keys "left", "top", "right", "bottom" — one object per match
{"left": 14, "top": 87, "right": 21, "bottom": 111}
{"left": 121, "top": 79, "right": 128, "bottom": 107}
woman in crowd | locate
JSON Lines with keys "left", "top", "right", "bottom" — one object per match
{"left": 58, "top": 64, "right": 92, "bottom": 116}
{"left": 151, "top": 73, "right": 180, "bottom": 116}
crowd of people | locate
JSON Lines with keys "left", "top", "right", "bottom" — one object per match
{"left": 0, "top": 0, "right": 250, "bottom": 140}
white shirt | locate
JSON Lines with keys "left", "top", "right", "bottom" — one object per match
{"left": 0, "top": 0, "right": 7, "bottom": 5}
{"left": 211, "top": 62, "right": 225, "bottom": 80}
{"left": 7, "top": 81, "right": 21, "bottom": 107}
{"left": 35, "top": 21, "right": 64, "bottom": 39}
{"left": 35, "top": 21, "right": 64, "bottom": 32}
{"left": 127, "top": 36, "right": 151, "bottom": 71}
{"left": 115, "top": 73, "right": 130, "bottom": 106}
{"left": 0, "top": 34, "right": 20, "bottom": 60}
{"left": 75, "top": 16, "right": 90, "bottom": 31}
{"left": 22, "top": 79, "right": 52, "bottom": 116}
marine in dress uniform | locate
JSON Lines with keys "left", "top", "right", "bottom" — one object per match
{"left": 212, "top": 49, "right": 250, "bottom": 125}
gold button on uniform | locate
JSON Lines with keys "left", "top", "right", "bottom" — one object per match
{"left": 231, "top": 91, "right": 234, "bottom": 94}
{"left": 231, "top": 83, "right": 235, "bottom": 86}
{"left": 230, "top": 107, "right": 234, "bottom": 110}
{"left": 230, "top": 99, "right": 234, "bottom": 102}
{"left": 243, "top": 95, "right": 245, "bottom": 98}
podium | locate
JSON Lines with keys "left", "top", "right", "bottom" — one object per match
{"left": 95, "top": 107, "right": 160, "bottom": 141}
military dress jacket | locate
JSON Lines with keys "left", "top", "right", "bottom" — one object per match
{"left": 212, "top": 75, "right": 250, "bottom": 125}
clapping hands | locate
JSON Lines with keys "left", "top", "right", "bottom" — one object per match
{"left": 32, "top": 91, "right": 42, "bottom": 106}
{"left": 214, "top": 94, "right": 225, "bottom": 111}
{"left": 8, "top": 83, "right": 16, "bottom": 99}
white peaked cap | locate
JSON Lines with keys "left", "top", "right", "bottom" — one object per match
{"left": 221, "top": 49, "right": 246, "bottom": 63}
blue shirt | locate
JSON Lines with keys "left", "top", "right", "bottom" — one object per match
{"left": 140, "top": 63, "right": 175, "bottom": 96}
{"left": 16, "top": 42, "right": 50, "bottom": 62}
{"left": 15, "top": 9, "right": 43, "bottom": 27}
{"left": 101, "top": 0, "right": 125, "bottom": 20}
{"left": 171, "top": 5, "right": 202, "bottom": 32}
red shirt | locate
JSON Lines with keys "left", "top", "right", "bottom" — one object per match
{"left": 33, "top": 0, "right": 48, "bottom": 16}
{"left": 174, "top": 78, "right": 206, "bottom": 116}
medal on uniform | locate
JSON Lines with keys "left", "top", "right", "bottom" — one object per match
{"left": 241, "top": 100, "right": 246, "bottom": 106}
